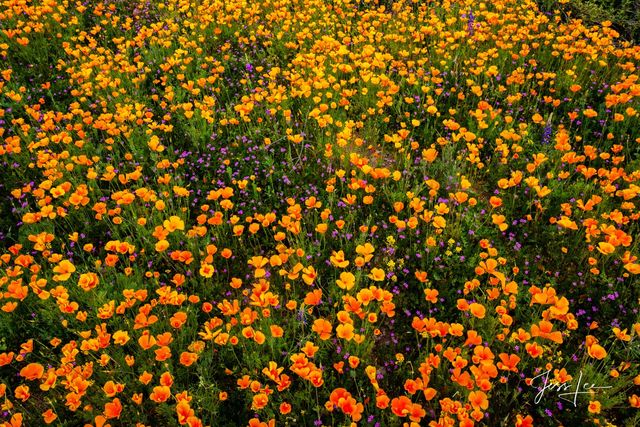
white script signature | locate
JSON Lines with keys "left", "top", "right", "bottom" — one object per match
{"left": 531, "top": 369, "right": 612, "bottom": 406}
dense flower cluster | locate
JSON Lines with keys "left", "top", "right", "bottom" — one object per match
{"left": 0, "top": 0, "right": 639, "bottom": 425}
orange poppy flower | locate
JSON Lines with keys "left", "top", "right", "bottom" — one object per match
{"left": 336, "top": 323, "right": 355, "bottom": 341}
{"left": 468, "top": 391, "right": 488, "bottom": 410}
{"left": 254, "top": 331, "right": 266, "bottom": 345}
{"left": 311, "top": 319, "right": 333, "bottom": 340}
{"left": 0, "top": 352, "right": 15, "bottom": 366}
{"left": 156, "top": 332, "right": 173, "bottom": 346}
{"left": 103, "top": 381, "right": 125, "bottom": 397}
{"left": 301, "top": 341, "right": 319, "bottom": 358}
{"left": 303, "top": 289, "right": 322, "bottom": 306}
{"left": 139, "top": 371, "right": 153, "bottom": 385}
{"left": 279, "top": 402, "right": 291, "bottom": 414}
{"left": 155, "top": 346, "right": 171, "bottom": 362}
{"left": 15, "top": 385, "right": 30, "bottom": 402}
{"left": 19, "top": 363, "right": 44, "bottom": 380}
{"left": 177, "top": 400, "right": 195, "bottom": 424}
{"left": 422, "top": 148, "right": 438, "bottom": 162}
{"left": 150, "top": 386, "right": 171, "bottom": 403}
{"left": 531, "top": 320, "right": 563, "bottom": 344}
{"left": 104, "top": 398, "right": 122, "bottom": 419}
{"left": 42, "top": 409, "right": 57, "bottom": 424}
{"left": 270, "top": 325, "right": 284, "bottom": 337}
{"left": 376, "top": 392, "right": 390, "bottom": 409}
{"left": 308, "top": 369, "right": 324, "bottom": 387}
{"left": 469, "top": 303, "right": 486, "bottom": 319}
{"left": 587, "top": 343, "right": 607, "bottom": 360}
{"left": 6, "top": 413, "right": 22, "bottom": 427}
{"left": 489, "top": 196, "right": 502, "bottom": 208}
{"left": 170, "top": 311, "right": 188, "bottom": 329}
{"left": 390, "top": 396, "right": 412, "bottom": 417}
{"left": 525, "top": 342, "right": 544, "bottom": 358}
{"left": 516, "top": 414, "right": 534, "bottom": 426}
{"left": 180, "top": 352, "right": 198, "bottom": 367}
{"left": 497, "top": 353, "right": 521, "bottom": 372}
{"left": 237, "top": 375, "right": 251, "bottom": 389}
{"left": 252, "top": 393, "right": 268, "bottom": 410}
{"left": 138, "top": 331, "right": 156, "bottom": 350}
{"left": 424, "top": 288, "right": 439, "bottom": 303}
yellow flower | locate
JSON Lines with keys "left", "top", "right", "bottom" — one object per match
{"left": 597, "top": 242, "right": 615, "bottom": 255}
{"left": 492, "top": 214, "right": 508, "bottom": 232}
{"left": 199, "top": 263, "right": 215, "bottom": 278}
{"left": 302, "top": 266, "right": 317, "bottom": 285}
{"left": 330, "top": 250, "right": 349, "bottom": 268}
{"left": 624, "top": 263, "right": 640, "bottom": 274}
{"left": 336, "top": 323, "right": 354, "bottom": 341}
{"left": 368, "top": 268, "right": 385, "bottom": 281}
{"left": 336, "top": 272, "right": 356, "bottom": 290}
{"left": 155, "top": 240, "right": 169, "bottom": 252}
{"left": 53, "top": 260, "right": 76, "bottom": 282}
{"left": 163, "top": 216, "right": 185, "bottom": 232}
{"left": 78, "top": 272, "right": 99, "bottom": 291}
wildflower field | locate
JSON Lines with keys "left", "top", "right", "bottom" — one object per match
{"left": 1, "top": 0, "right": 640, "bottom": 425}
